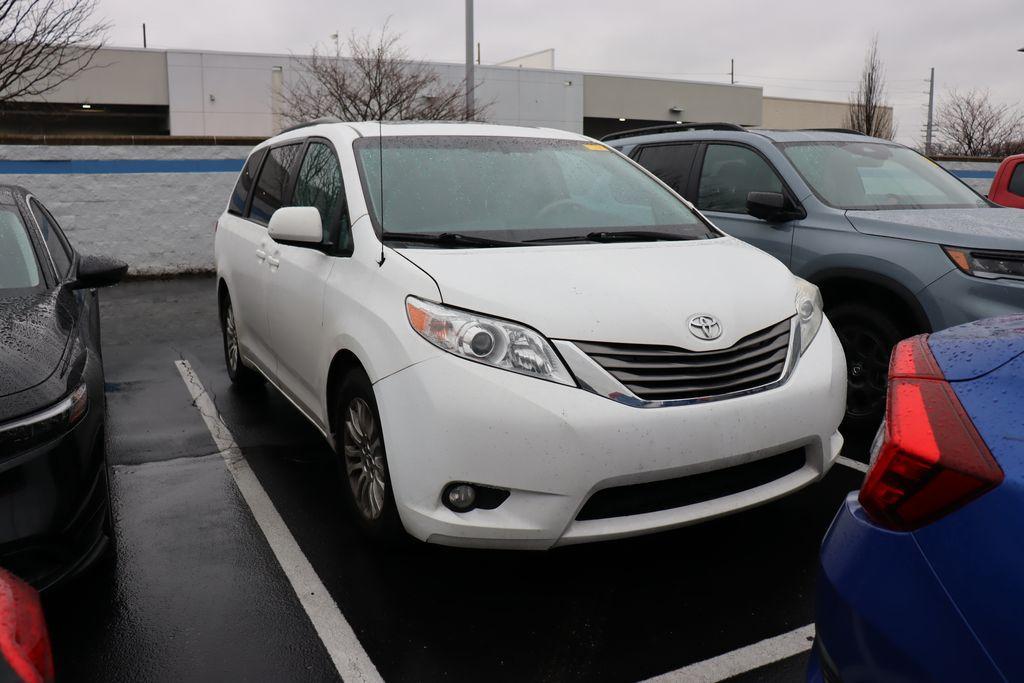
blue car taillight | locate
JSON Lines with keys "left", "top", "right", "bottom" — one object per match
{"left": 859, "top": 335, "right": 1004, "bottom": 532}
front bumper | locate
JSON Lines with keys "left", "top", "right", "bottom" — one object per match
{"left": 812, "top": 494, "right": 1003, "bottom": 682}
{"left": 374, "top": 317, "right": 846, "bottom": 549}
{"left": 0, "top": 355, "right": 110, "bottom": 590}
{"left": 919, "top": 268, "right": 1024, "bottom": 331}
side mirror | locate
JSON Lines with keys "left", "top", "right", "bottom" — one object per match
{"left": 268, "top": 207, "right": 323, "bottom": 245}
{"left": 746, "top": 191, "right": 802, "bottom": 222}
{"left": 70, "top": 254, "right": 127, "bottom": 289}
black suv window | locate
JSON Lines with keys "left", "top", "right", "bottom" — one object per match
{"left": 293, "top": 141, "right": 349, "bottom": 249}
{"left": 1009, "top": 163, "right": 1024, "bottom": 198}
{"left": 634, "top": 144, "right": 697, "bottom": 199}
{"left": 249, "top": 143, "right": 303, "bottom": 225}
{"left": 30, "top": 199, "right": 73, "bottom": 278}
{"left": 698, "top": 144, "right": 783, "bottom": 214}
{"left": 228, "top": 148, "right": 266, "bottom": 216}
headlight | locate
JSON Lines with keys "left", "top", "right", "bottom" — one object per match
{"left": 795, "top": 279, "right": 823, "bottom": 356}
{"left": 944, "top": 246, "right": 1024, "bottom": 281}
{"left": 406, "top": 297, "right": 575, "bottom": 386}
{"left": 0, "top": 384, "right": 88, "bottom": 455}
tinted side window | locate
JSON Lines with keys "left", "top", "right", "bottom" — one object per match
{"left": 1008, "top": 163, "right": 1024, "bottom": 197}
{"left": 249, "top": 143, "right": 302, "bottom": 225}
{"left": 635, "top": 144, "right": 697, "bottom": 199}
{"left": 30, "top": 200, "right": 73, "bottom": 278}
{"left": 228, "top": 149, "right": 266, "bottom": 216}
{"left": 293, "top": 142, "right": 349, "bottom": 248}
{"left": 698, "top": 144, "right": 784, "bottom": 214}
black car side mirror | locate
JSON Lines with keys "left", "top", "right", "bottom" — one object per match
{"left": 70, "top": 254, "right": 128, "bottom": 290}
{"left": 747, "top": 191, "right": 803, "bottom": 222}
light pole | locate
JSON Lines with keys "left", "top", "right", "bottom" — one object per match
{"left": 465, "top": 0, "right": 475, "bottom": 120}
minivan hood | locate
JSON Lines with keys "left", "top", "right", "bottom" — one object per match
{"left": 397, "top": 238, "right": 799, "bottom": 350}
{"left": 0, "top": 291, "right": 72, "bottom": 399}
{"left": 846, "top": 208, "right": 1024, "bottom": 251}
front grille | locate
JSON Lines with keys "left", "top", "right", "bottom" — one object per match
{"left": 576, "top": 448, "right": 806, "bottom": 521}
{"left": 573, "top": 318, "right": 791, "bottom": 402}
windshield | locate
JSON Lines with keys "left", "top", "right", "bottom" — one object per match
{"left": 779, "top": 141, "right": 988, "bottom": 211}
{"left": 0, "top": 207, "right": 41, "bottom": 292}
{"left": 354, "top": 136, "right": 718, "bottom": 242}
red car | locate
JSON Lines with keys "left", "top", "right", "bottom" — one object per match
{"left": 989, "top": 153, "right": 1024, "bottom": 207}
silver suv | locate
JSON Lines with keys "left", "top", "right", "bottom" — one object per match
{"left": 609, "top": 124, "right": 1024, "bottom": 428}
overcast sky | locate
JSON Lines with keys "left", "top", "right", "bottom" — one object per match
{"left": 96, "top": 0, "right": 1022, "bottom": 146}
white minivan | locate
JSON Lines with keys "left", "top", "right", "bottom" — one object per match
{"left": 215, "top": 121, "right": 847, "bottom": 549}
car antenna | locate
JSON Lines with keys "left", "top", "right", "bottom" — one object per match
{"left": 377, "top": 119, "right": 386, "bottom": 267}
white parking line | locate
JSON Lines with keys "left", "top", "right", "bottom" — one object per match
{"left": 175, "top": 360, "right": 383, "bottom": 683}
{"left": 642, "top": 623, "right": 815, "bottom": 683}
{"left": 835, "top": 455, "right": 869, "bottom": 473}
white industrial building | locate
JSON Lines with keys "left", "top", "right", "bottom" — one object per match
{"left": 2, "top": 46, "right": 864, "bottom": 139}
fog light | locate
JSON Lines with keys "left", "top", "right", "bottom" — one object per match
{"left": 443, "top": 483, "right": 477, "bottom": 512}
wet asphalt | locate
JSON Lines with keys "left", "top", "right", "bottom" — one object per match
{"left": 41, "top": 276, "right": 868, "bottom": 683}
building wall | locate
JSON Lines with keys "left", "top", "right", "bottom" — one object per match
{"left": 0, "top": 144, "right": 249, "bottom": 275}
{"left": 583, "top": 74, "right": 763, "bottom": 126}
{"left": 761, "top": 97, "right": 852, "bottom": 130}
{"left": 21, "top": 47, "right": 169, "bottom": 106}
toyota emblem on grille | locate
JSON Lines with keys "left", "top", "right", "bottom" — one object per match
{"left": 688, "top": 314, "right": 722, "bottom": 341}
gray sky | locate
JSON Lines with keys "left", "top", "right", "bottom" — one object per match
{"left": 97, "top": 0, "right": 1023, "bottom": 146}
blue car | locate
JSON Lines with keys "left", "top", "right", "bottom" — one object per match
{"left": 811, "top": 315, "right": 1024, "bottom": 682}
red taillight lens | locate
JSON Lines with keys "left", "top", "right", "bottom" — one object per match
{"left": 0, "top": 569, "right": 54, "bottom": 683}
{"left": 859, "top": 335, "right": 1004, "bottom": 531}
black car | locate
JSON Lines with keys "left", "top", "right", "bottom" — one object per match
{"left": 0, "top": 185, "right": 125, "bottom": 589}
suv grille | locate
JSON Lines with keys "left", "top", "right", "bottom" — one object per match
{"left": 574, "top": 318, "right": 791, "bottom": 402}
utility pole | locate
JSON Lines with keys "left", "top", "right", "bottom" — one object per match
{"left": 142, "top": 23, "right": 147, "bottom": 48}
{"left": 730, "top": 58, "right": 734, "bottom": 85}
{"left": 465, "top": 0, "right": 475, "bottom": 120}
{"left": 925, "top": 67, "right": 935, "bottom": 156}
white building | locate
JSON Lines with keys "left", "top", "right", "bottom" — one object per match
{"left": 2, "top": 46, "right": 866, "bottom": 139}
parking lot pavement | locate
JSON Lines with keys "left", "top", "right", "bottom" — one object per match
{"left": 41, "top": 276, "right": 868, "bottom": 682}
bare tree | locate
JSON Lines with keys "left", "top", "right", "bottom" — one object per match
{"left": 845, "top": 36, "right": 895, "bottom": 140}
{"left": 934, "top": 89, "right": 1024, "bottom": 157}
{"left": 282, "top": 25, "right": 485, "bottom": 124}
{"left": 0, "top": 0, "right": 108, "bottom": 103}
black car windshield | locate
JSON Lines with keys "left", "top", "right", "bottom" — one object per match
{"left": 354, "top": 136, "right": 719, "bottom": 242}
{"left": 0, "top": 207, "right": 41, "bottom": 292}
{"left": 779, "top": 141, "right": 989, "bottom": 210}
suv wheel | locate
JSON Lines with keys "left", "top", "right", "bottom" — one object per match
{"left": 220, "top": 295, "right": 264, "bottom": 388}
{"left": 829, "top": 302, "right": 904, "bottom": 432}
{"left": 332, "top": 369, "right": 402, "bottom": 540}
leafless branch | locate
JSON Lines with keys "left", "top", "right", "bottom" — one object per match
{"left": 845, "top": 36, "right": 895, "bottom": 140}
{"left": 281, "top": 23, "right": 488, "bottom": 126}
{"left": 934, "top": 89, "right": 1024, "bottom": 157}
{"left": 0, "top": 0, "right": 108, "bottom": 103}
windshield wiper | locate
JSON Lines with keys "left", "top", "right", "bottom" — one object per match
{"left": 525, "top": 230, "right": 694, "bottom": 244}
{"left": 382, "top": 232, "right": 521, "bottom": 248}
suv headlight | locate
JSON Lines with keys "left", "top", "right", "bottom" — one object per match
{"left": 406, "top": 297, "right": 575, "bottom": 386}
{"left": 795, "top": 279, "right": 824, "bottom": 356}
{"left": 944, "top": 246, "right": 1024, "bottom": 281}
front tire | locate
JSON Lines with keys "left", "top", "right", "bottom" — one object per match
{"left": 332, "top": 369, "right": 403, "bottom": 541}
{"left": 220, "top": 295, "right": 264, "bottom": 388}
{"left": 829, "top": 302, "right": 905, "bottom": 433}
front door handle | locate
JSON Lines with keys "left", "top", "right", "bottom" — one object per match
{"left": 267, "top": 255, "right": 281, "bottom": 269}
{"left": 255, "top": 248, "right": 267, "bottom": 262}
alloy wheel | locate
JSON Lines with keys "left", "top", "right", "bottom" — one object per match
{"left": 225, "top": 305, "right": 239, "bottom": 374}
{"left": 837, "top": 325, "right": 890, "bottom": 418}
{"left": 342, "top": 397, "right": 387, "bottom": 521}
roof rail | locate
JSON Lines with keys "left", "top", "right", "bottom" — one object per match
{"left": 798, "top": 128, "right": 866, "bottom": 136}
{"left": 280, "top": 117, "right": 343, "bottom": 134}
{"left": 600, "top": 122, "right": 745, "bottom": 142}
